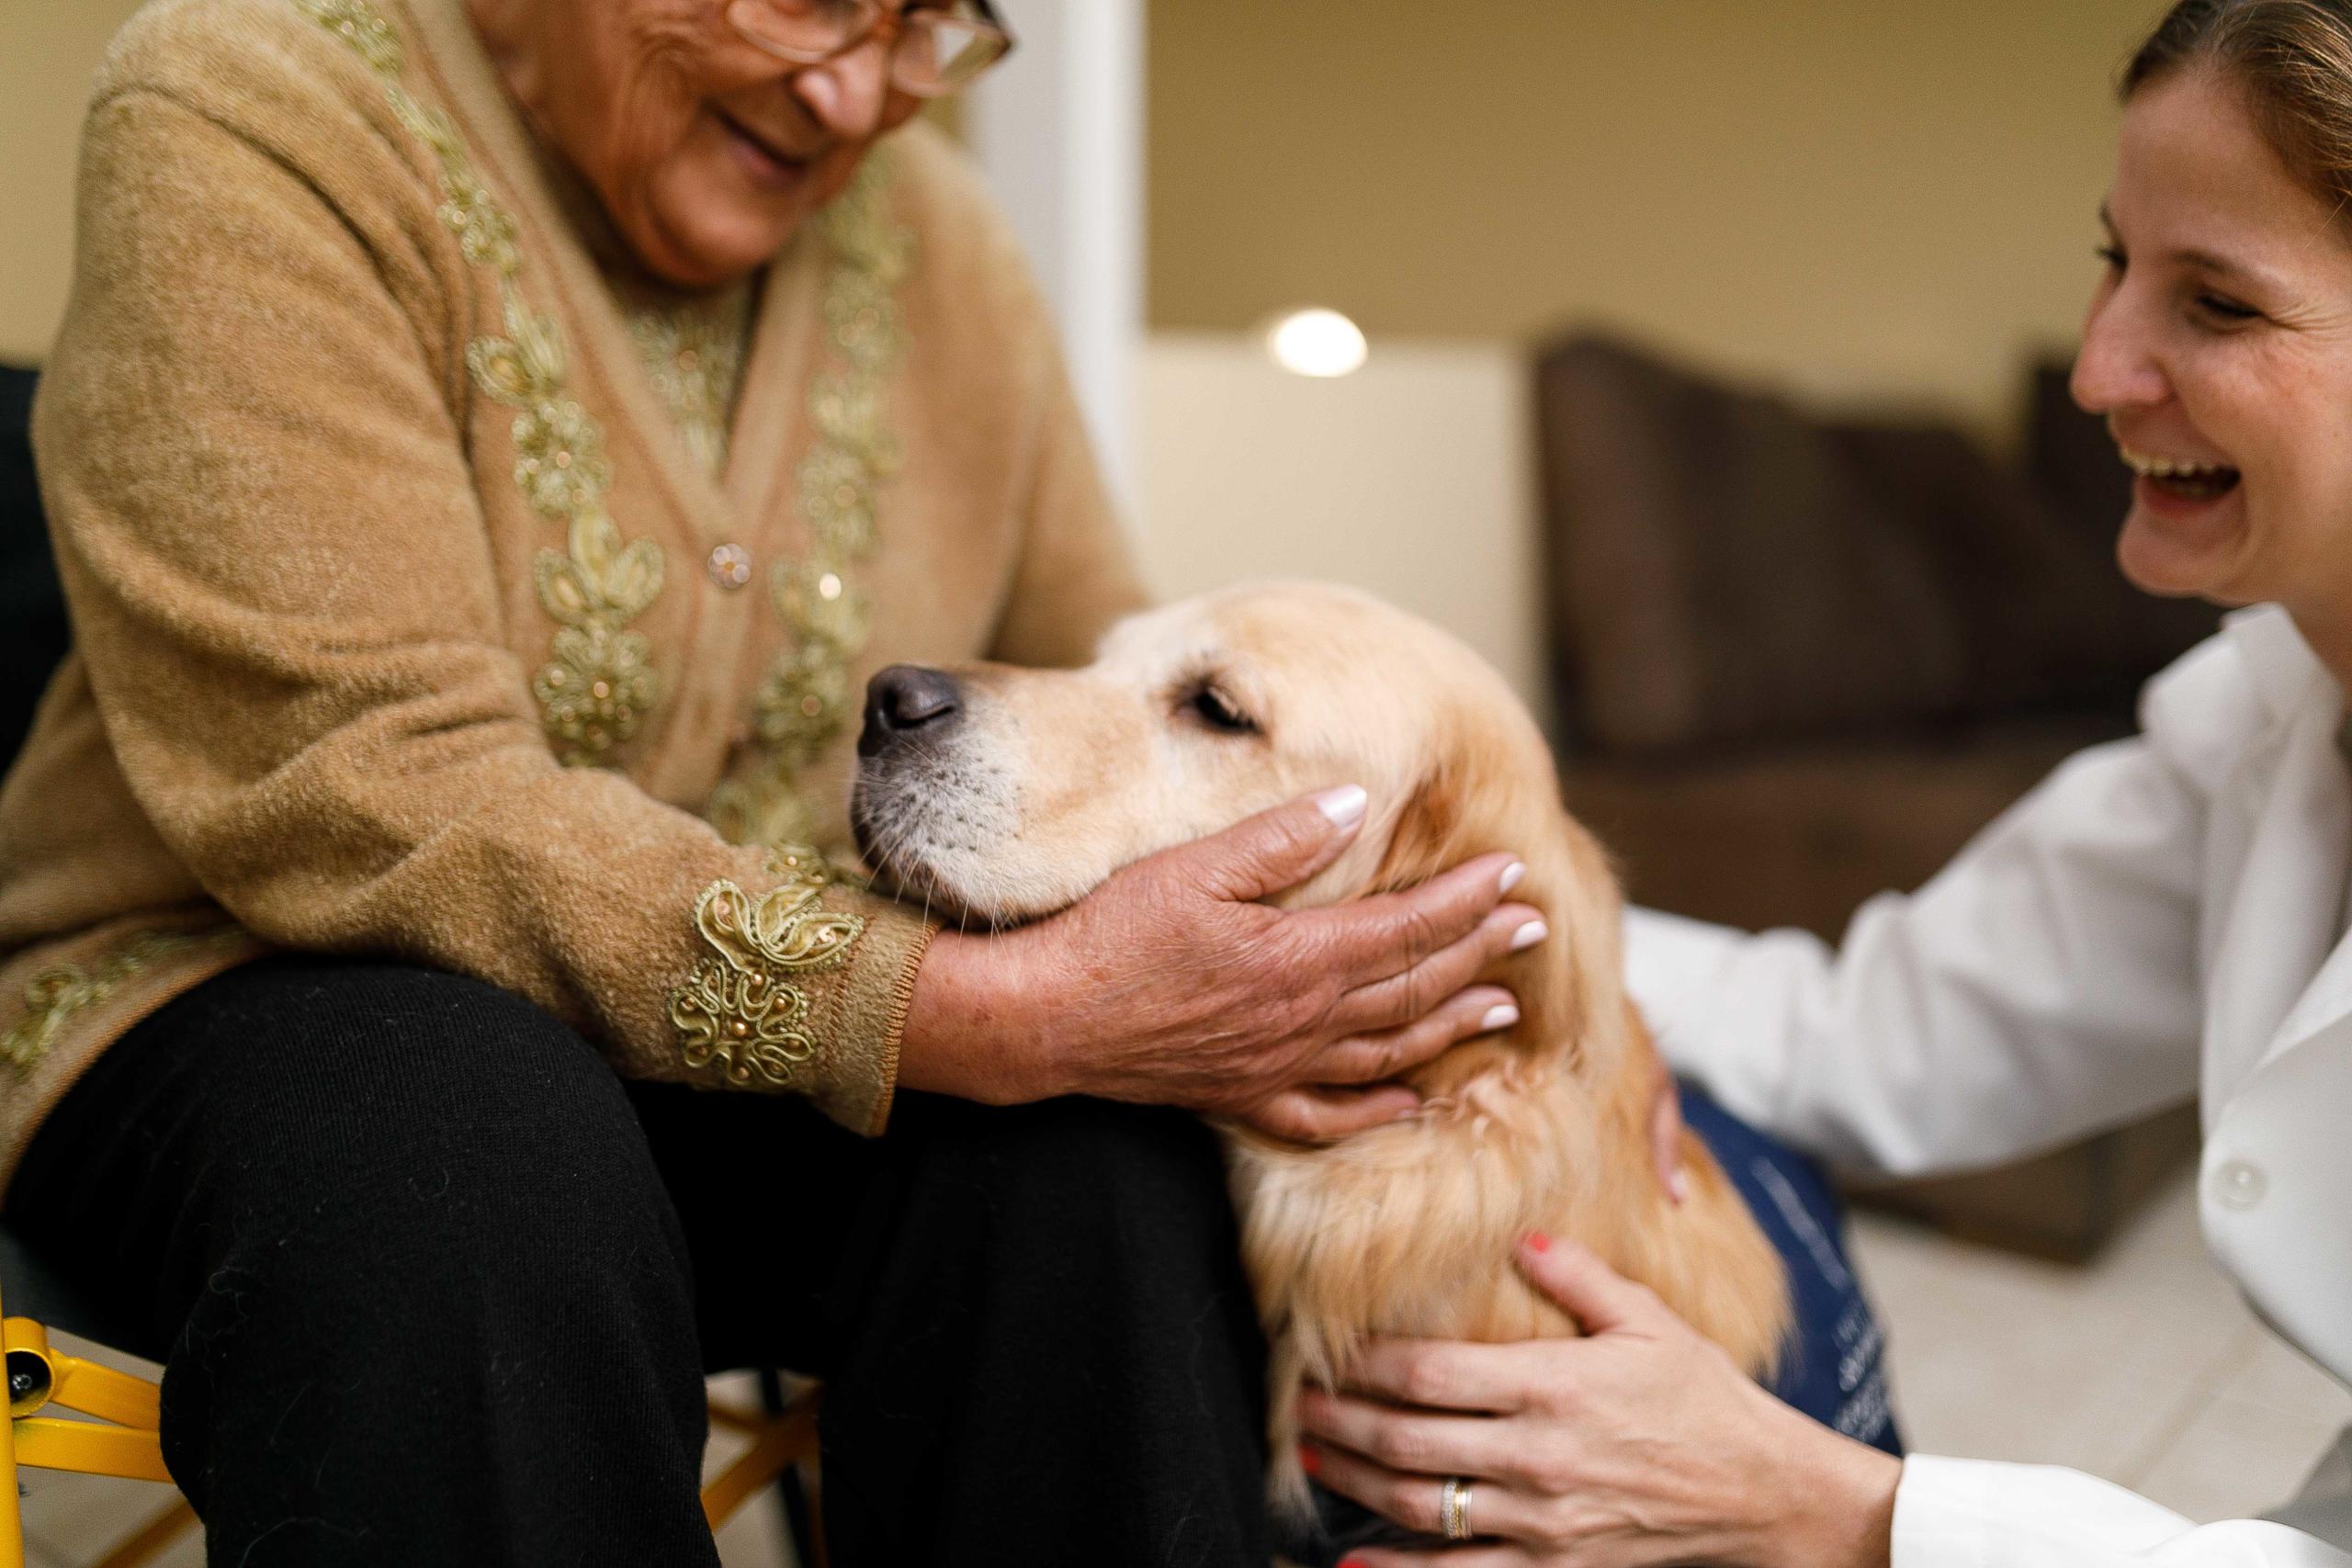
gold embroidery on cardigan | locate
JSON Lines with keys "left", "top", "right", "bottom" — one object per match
{"left": 707, "top": 160, "right": 912, "bottom": 849}
{"left": 295, "top": 0, "right": 404, "bottom": 76}
{"left": 625, "top": 287, "right": 752, "bottom": 479}
{"left": 3, "top": 930, "right": 244, "bottom": 1076}
{"left": 296, "top": 0, "right": 666, "bottom": 768}
{"left": 668, "top": 843, "right": 866, "bottom": 1088}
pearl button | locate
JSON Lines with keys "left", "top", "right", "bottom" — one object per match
{"left": 2211, "top": 1157, "right": 2267, "bottom": 1212}
{"left": 707, "top": 543, "right": 752, "bottom": 590}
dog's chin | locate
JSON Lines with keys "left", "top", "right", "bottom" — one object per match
{"left": 864, "top": 855, "right": 1014, "bottom": 931}
{"left": 867, "top": 861, "right": 1077, "bottom": 931}
{"left": 850, "top": 807, "right": 1070, "bottom": 931}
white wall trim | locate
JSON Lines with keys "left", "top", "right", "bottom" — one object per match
{"left": 965, "top": 0, "right": 1146, "bottom": 513}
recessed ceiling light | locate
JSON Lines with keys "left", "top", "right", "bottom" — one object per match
{"left": 1265, "top": 308, "right": 1368, "bottom": 378}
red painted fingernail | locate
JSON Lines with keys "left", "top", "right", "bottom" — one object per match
{"left": 1525, "top": 1230, "right": 1552, "bottom": 1252}
{"left": 1339, "top": 1558, "right": 1370, "bottom": 1568}
{"left": 1299, "top": 1440, "right": 1322, "bottom": 1476}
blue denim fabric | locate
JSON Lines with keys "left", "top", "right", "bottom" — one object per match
{"left": 1679, "top": 1080, "right": 1904, "bottom": 1456}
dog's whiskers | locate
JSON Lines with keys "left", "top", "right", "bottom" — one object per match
{"left": 865, "top": 795, "right": 941, "bottom": 930}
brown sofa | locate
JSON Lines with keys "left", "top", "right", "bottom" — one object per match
{"left": 1534, "top": 336, "right": 2211, "bottom": 1259}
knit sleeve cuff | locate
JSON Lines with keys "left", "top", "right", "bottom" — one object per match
{"left": 664, "top": 844, "right": 937, "bottom": 1135}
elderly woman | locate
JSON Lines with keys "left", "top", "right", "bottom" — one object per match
{"left": 1298, "top": 3, "right": 2352, "bottom": 1565}
{"left": 0, "top": 1, "right": 1544, "bottom": 1562}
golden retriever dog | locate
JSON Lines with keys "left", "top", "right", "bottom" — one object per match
{"left": 850, "top": 581, "right": 1789, "bottom": 1528}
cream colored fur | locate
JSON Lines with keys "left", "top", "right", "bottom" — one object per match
{"left": 851, "top": 581, "right": 1790, "bottom": 1522}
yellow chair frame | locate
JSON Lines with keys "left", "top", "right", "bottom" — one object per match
{"left": 2, "top": 1272, "right": 826, "bottom": 1568}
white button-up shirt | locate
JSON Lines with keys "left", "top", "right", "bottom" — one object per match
{"left": 1627, "top": 604, "right": 2352, "bottom": 1566}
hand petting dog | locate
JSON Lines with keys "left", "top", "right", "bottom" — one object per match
{"left": 898, "top": 786, "right": 1544, "bottom": 1144}
{"left": 1300, "top": 1235, "right": 1899, "bottom": 1568}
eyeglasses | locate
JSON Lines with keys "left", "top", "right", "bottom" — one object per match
{"left": 724, "top": 0, "right": 1014, "bottom": 98}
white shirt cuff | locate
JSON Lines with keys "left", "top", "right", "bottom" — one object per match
{"left": 1892, "top": 1453, "right": 2345, "bottom": 1568}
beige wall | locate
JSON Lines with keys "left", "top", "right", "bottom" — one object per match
{"left": 1134, "top": 333, "right": 1545, "bottom": 716}
{"left": 1149, "top": 0, "right": 2170, "bottom": 433}
{"left": 3, "top": 1, "right": 148, "bottom": 363}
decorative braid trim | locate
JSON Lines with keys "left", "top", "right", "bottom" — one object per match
{"left": 3, "top": 929, "right": 246, "bottom": 1076}
{"left": 667, "top": 844, "right": 866, "bottom": 1089}
{"left": 297, "top": 0, "right": 665, "bottom": 767}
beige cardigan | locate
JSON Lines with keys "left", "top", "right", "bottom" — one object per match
{"left": 0, "top": 0, "right": 1145, "bottom": 1182}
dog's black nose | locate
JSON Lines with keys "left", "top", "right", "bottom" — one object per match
{"left": 860, "top": 664, "right": 963, "bottom": 756}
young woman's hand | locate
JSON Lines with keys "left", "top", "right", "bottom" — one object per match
{"left": 1299, "top": 1235, "right": 1899, "bottom": 1568}
{"left": 898, "top": 788, "right": 1544, "bottom": 1143}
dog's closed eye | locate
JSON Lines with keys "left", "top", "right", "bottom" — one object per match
{"left": 1185, "top": 682, "right": 1260, "bottom": 736}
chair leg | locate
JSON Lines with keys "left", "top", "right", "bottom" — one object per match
{"left": 699, "top": 1395, "right": 819, "bottom": 1529}
{"left": 0, "top": 1429, "right": 19, "bottom": 1568}
{"left": 2, "top": 1299, "right": 187, "bottom": 1567}
{"left": 798, "top": 1463, "right": 830, "bottom": 1568}
{"left": 1, "top": 1274, "right": 24, "bottom": 1568}
{"left": 757, "top": 1369, "right": 822, "bottom": 1565}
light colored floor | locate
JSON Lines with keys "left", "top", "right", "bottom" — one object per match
{"left": 17, "top": 1168, "right": 2349, "bottom": 1565}
{"left": 1852, "top": 1167, "right": 2352, "bottom": 1522}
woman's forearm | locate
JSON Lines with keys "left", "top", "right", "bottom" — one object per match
{"left": 894, "top": 930, "right": 1063, "bottom": 1106}
{"left": 1763, "top": 1429, "right": 1898, "bottom": 1568}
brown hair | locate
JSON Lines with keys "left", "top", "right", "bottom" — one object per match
{"left": 2126, "top": 0, "right": 2352, "bottom": 212}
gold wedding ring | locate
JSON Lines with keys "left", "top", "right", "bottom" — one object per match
{"left": 1441, "top": 1474, "right": 1474, "bottom": 1540}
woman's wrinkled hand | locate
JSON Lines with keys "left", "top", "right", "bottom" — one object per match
{"left": 1297, "top": 1235, "right": 1899, "bottom": 1568}
{"left": 898, "top": 785, "right": 1544, "bottom": 1143}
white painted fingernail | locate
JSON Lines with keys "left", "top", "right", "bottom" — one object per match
{"left": 1670, "top": 1169, "right": 1691, "bottom": 1204}
{"left": 1510, "top": 919, "right": 1549, "bottom": 952}
{"left": 1314, "top": 784, "right": 1368, "bottom": 829}
{"left": 1498, "top": 861, "right": 1526, "bottom": 895}
{"left": 1480, "top": 1004, "right": 1521, "bottom": 1032}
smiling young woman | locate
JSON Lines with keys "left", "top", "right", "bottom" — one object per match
{"left": 1303, "top": 6, "right": 2352, "bottom": 1566}
{"left": 2077, "top": 3, "right": 2352, "bottom": 674}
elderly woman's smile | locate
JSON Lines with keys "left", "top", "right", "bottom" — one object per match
{"left": 713, "top": 102, "right": 820, "bottom": 188}
{"left": 464, "top": 0, "right": 926, "bottom": 287}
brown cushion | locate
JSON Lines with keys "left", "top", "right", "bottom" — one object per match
{"left": 1561, "top": 717, "right": 2124, "bottom": 940}
{"left": 1532, "top": 336, "right": 2219, "bottom": 756}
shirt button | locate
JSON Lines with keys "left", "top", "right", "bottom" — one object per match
{"left": 707, "top": 544, "right": 752, "bottom": 591}
{"left": 2211, "top": 1157, "right": 2267, "bottom": 1212}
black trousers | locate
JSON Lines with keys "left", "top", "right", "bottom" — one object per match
{"left": 5, "top": 954, "right": 1273, "bottom": 1566}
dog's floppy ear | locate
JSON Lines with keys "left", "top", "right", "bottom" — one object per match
{"left": 1369, "top": 761, "right": 1462, "bottom": 899}
{"left": 1367, "top": 739, "right": 1626, "bottom": 1072}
